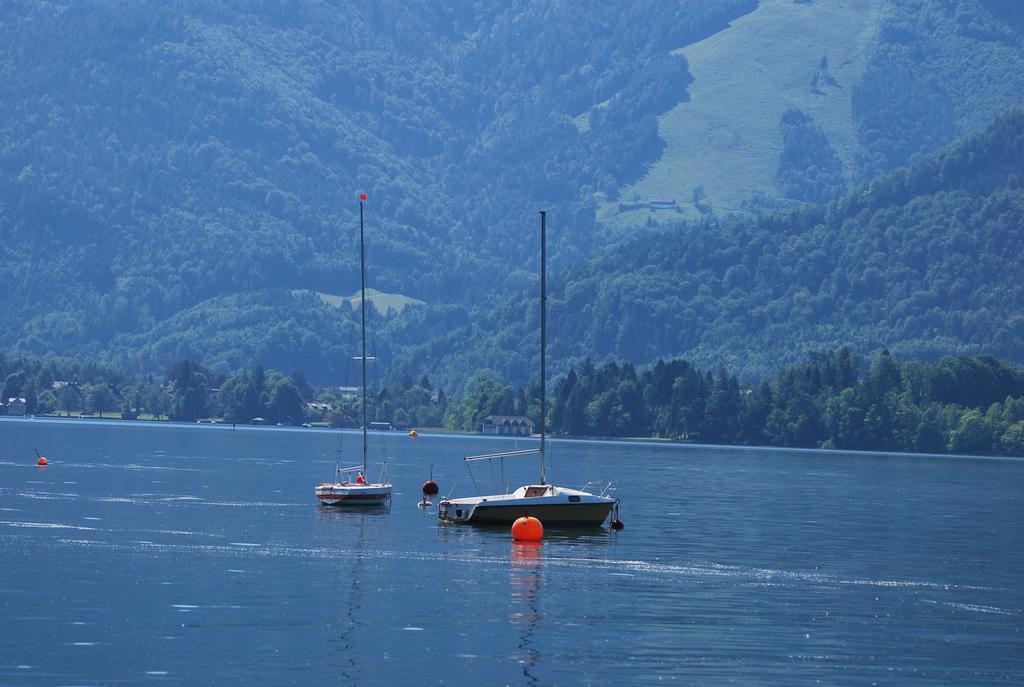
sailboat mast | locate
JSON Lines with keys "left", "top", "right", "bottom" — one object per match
{"left": 359, "top": 197, "right": 368, "bottom": 474}
{"left": 539, "top": 210, "right": 546, "bottom": 486}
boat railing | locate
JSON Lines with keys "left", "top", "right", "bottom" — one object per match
{"left": 581, "top": 480, "right": 618, "bottom": 498}
{"left": 464, "top": 448, "right": 540, "bottom": 463}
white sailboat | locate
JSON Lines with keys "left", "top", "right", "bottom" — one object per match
{"left": 316, "top": 194, "right": 393, "bottom": 507}
{"left": 438, "top": 211, "right": 617, "bottom": 527}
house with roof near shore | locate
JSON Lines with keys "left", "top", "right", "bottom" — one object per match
{"left": 480, "top": 415, "right": 534, "bottom": 436}
{"left": 306, "top": 401, "right": 333, "bottom": 422}
{"left": 6, "top": 398, "right": 27, "bottom": 416}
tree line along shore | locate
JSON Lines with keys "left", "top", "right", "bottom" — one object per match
{"left": 3, "top": 349, "right": 1024, "bottom": 457}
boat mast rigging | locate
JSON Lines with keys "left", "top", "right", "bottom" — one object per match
{"left": 540, "top": 209, "right": 546, "bottom": 486}
{"left": 360, "top": 197, "right": 368, "bottom": 476}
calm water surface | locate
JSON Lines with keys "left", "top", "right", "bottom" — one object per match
{"left": 1, "top": 417, "right": 1022, "bottom": 685}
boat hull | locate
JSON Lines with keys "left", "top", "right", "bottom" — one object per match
{"left": 462, "top": 501, "right": 612, "bottom": 526}
{"left": 438, "top": 491, "right": 614, "bottom": 527}
{"left": 316, "top": 483, "right": 392, "bottom": 507}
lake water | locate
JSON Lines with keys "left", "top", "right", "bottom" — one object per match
{"left": 1, "top": 417, "right": 1022, "bottom": 686}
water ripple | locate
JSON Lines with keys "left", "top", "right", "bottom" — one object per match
{"left": 0, "top": 520, "right": 98, "bottom": 531}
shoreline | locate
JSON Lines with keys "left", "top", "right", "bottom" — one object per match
{"left": 3, "top": 415, "right": 1022, "bottom": 463}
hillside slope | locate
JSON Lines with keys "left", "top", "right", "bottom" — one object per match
{"left": 0, "top": 0, "right": 753, "bottom": 380}
{"left": 399, "top": 109, "right": 1024, "bottom": 390}
{"left": 3, "top": 1, "right": 1023, "bottom": 389}
{"left": 610, "top": 0, "right": 879, "bottom": 224}
{"left": 606, "top": 0, "right": 1024, "bottom": 227}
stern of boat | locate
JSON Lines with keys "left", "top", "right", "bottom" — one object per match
{"left": 437, "top": 498, "right": 474, "bottom": 523}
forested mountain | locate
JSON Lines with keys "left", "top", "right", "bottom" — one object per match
{"left": 0, "top": 0, "right": 753, "bottom": 380}
{"left": 403, "top": 109, "right": 1024, "bottom": 389}
{"left": 1, "top": 1, "right": 1023, "bottom": 391}
{"left": 853, "top": 0, "right": 1024, "bottom": 179}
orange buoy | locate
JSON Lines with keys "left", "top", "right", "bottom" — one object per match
{"left": 408, "top": 429, "right": 418, "bottom": 438}
{"left": 37, "top": 456, "right": 48, "bottom": 466}
{"left": 511, "top": 516, "right": 543, "bottom": 541}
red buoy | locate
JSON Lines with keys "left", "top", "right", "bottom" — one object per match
{"left": 37, "top": 456, "right": 48, "bottom": 466}
{"left": 511, "top": 516, "right": 543, "bottom": 541}
{"left": 422, "top": 479, "right": 438, "bottom": 496}
{"left": 609, "top": 501, "right": 623, "bottom": 530}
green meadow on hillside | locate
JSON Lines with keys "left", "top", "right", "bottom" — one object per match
{"left": 312, "top": 289, "right": 425, "bottom": 315}
{"left": 606, "top": 0, "right": 1024, "bottom": 227}
{"left": 608, "top": 0, "right": 880, "bottom": 226}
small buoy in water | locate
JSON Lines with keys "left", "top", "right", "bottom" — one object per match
{"left": 408, "top": 429, "right": 418, "bottom": 438}
{"left": 511, "top": 516, "right": 543, "bottom": 541}
{"left": 422, "top": 464, "right": 438, "bottom": 498}
{"left": 37, "top": 456, "right": 48, "bottom": 466}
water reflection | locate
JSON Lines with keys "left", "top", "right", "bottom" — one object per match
{"left": 510, "top": 541, "right": 543, "bottom": 685}
{"left": 317, "top": 508, "right": 385, "bottom": 684}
